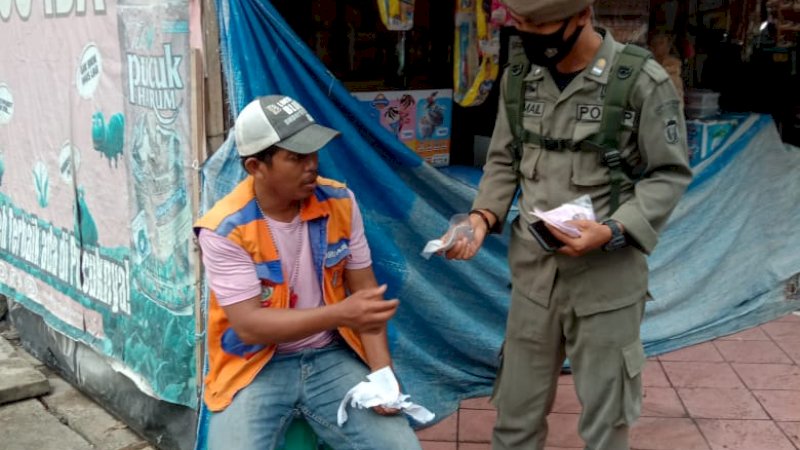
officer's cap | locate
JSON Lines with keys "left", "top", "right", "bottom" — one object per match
{"left": 502, "top": 0, "right": 595, "bottom": 25}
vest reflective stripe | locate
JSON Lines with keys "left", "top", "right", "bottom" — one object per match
{"left": 194, "top": 176, "right": 365, "bottom": 412}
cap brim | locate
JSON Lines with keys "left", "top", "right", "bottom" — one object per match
{"left": 278, "top": 123, "right": 341, "bottom": 154}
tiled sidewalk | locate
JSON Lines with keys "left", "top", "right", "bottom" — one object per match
{"left": 416, "top": 312, "right": 800, "bottom": 450}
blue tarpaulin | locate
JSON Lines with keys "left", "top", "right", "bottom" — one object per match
{"left": 196, "top": 0, "right": 800, "bottom": 445}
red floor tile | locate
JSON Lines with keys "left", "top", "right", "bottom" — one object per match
{"left": 420, "top": 442, "right": 456, "bottom": 450}
{"left": 696, "top": 419, "right": 796, "bottom": 450}
{"left": 630, "top": 417, "right": 709, "bottom": 450}
{"left": 459, "top": 396, "right": 494, "bottom": 410}
{"left": 416, "top": 412, "right": 458, "bottom": 442}
{"left": 458, "top": 444, "right": 491, "bottom": 450}
{"left": 716, "top": 327, "right": 771, "bottom": 341}
{"left": 677, "top": 388, "right": 768, "bottom": 419}
{"left": 558, "top": 374, "right": 574, "bottom": 385}
{"left": 714, "top": 340, "right": 793, "bottom": 364}
{"left": 762, "top": 322, "right": 800, "bottom": 343}
{"left": 545, "top": 413, "right": 583, "bottom": 448}
{"left": 753, "top": 390, "right": 800, "bottom": 421}
{"left": 417, "top": 412, "right": 460, "bottom": 442}
{"left": 457, "top": 409, "right": 495, "bottom": 443}
{"left": 776, "top": 421, "right": 800, "bottom": 448}
{"left": 732, "top": 363, "right": 800, "bottom": 390}
{"left": 776, "top": 340, "right": 800, "bottom": 365}
{"left": 641, "top": 387, "right": 686, "bottom": 418}
{"left": 659, "top": 342, "right": 724, "bottom": 362}
{"left": 774, "top": 313, "right": 800, "bottom": 323}
{"left": 642, "top": 361, "right": 672, "bottom": 387}
{"left": 661, "top": 362, "right": 744, "bottom": 388}
{"left": 552, "top": 385, "right": 581, "bottom": 414}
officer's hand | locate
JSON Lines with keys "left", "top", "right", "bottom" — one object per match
{"left": 445, "top": 213, "right": 488, "bottom": 260}
{"left": 547, "top": 220, "right": 612, "bottom": 257}
{"left": 336, "top": 285, "right": 398, "bottom": 333}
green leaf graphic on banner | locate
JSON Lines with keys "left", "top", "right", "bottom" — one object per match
{"left": 74, "top": 187, "right": 98, "bottom": 247}
{"left": 32, "top": 161, "right": 49, "bottom": 207}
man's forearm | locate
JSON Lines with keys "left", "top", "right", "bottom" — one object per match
{"left": 361, "top": 329, "right": 392, "bottom": 371}
{"left": 227, "top": 301, "right": 343, "bottom": 345}
{"left": 346, "top": 266, "right": 394, "bottom": 371}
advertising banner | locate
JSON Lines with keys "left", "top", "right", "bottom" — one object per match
{"left": 353, "top": 89, "right": 452, "bottom": 167}
{"left": 0, "top": 0, "right": 196, "bottom": 406}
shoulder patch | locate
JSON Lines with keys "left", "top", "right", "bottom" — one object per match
{"left": 641, "top": 59, "right": 670, "bottom": 84}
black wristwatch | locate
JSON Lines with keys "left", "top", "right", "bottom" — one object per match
{"left": 602, "top": 219, "right": 627, "bottom": 251}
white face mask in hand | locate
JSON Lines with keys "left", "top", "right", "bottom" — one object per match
{"left": 420, "top": 214, "right": 475, "bottom": 260}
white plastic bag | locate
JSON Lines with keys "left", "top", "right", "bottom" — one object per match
{"left": 420, "top": 214, "right": 474, "bottom": 259}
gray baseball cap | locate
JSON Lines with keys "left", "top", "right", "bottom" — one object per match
{"left": 234, "top": 95, "right": 341, "bottom": 157}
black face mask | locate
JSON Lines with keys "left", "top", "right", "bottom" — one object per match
{"left": 517, "top": 19, "right": 584, "bottom": 68}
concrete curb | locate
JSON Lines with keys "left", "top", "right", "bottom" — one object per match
{"left": 0, "top": 336, "right": 50, "bottom": 405}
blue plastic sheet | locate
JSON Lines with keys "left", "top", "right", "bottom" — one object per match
{"left": 196, "top": 1, "right": 800, "bottom": 445}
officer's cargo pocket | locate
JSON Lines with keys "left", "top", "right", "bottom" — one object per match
{"left": 571, "top": 151, "right": 609, "bottom": 187}
{"left": 617, "top": 339, "right": 645, "bottom": 426}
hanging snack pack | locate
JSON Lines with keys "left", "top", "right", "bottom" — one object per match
{"left": 453, "top": 0, "right": 503, "bottom": 107}
{"left": 377, "top": 0, "right": 415, "bottom": 31}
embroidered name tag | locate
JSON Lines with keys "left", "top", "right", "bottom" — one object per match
{"left": 576, "top": 105, "right": 636, "bottom": 127}
{"left": 523, "top": 101, "right": 545, "bottom": 117}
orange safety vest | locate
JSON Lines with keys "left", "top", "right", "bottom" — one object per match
{"left": 194, "top": 175, "right": 366, "bottom": 411}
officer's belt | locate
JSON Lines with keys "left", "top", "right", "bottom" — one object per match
{"left": 519, "top": 129, "right": 586, "bottom": 152}
{"left": 518, "top": 129, "right": 640, "bottom": 177}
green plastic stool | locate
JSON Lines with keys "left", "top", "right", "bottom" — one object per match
{"left": 278, "top": 417, "right": 334, "bottom": 450}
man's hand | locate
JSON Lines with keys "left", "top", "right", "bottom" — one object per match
{"left": 547, "top": 220, "right": 617, "bottom": 257}
{"left": 372, "top": 405, "right": 401, "bottom": 416}
{"left": 445, "top": 211, "right": 491, "bottom": 260}
{"left": 334, "top": 284, "right": 398, "bottom": 333}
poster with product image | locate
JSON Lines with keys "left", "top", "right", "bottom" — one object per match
{"left": 0, "top": 0, "right": 196, "bottom": 407}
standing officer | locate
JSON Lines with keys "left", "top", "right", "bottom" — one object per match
{"left": 446, "top": 1, "right": 692, "bottom": 449}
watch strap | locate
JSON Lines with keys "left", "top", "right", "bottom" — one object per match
{"left": 602, "top": 219, "right": 627, "bottom": 251}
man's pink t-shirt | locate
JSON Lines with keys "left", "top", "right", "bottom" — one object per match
{"left": 199, "top": 189, "right": 371, "bottom": 353}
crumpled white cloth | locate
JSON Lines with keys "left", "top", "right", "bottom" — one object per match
{"left": 336, "top": 366, "right": 435, "bottom": 426}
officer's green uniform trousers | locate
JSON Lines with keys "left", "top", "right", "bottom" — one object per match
{"left": 492, "top": 234, "right": 646, "bottom": 450}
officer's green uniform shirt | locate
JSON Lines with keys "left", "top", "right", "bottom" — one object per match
{"left": 473, "top": 30, "right": 692, "bottom": 315}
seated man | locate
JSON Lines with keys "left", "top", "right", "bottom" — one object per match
{"left": 195, "top": 95, "right": 421, "bottom": 450}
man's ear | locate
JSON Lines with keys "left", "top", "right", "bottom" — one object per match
{"left": 243, "top": 157, "right": 261, "bottom": 175}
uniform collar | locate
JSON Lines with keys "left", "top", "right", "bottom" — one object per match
{"left": 523, "top": 28, "right": 618, "bottom": 85}
{"left": 246, "top": 175, "right": 329, "bottom": 223}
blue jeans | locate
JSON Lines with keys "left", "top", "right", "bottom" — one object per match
{"left": 207, "top": 342, "right": 422, "bottom": 450}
